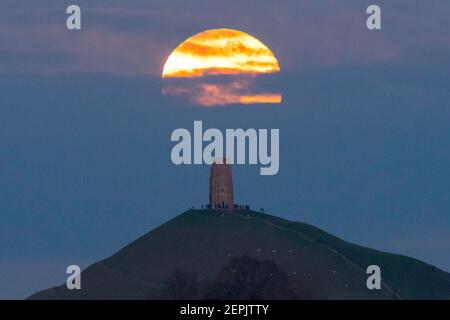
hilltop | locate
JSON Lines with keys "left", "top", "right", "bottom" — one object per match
{"left": 29, "top": 209, "right": 450, "bottom": 299}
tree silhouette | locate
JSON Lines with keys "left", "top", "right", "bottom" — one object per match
{"left": 160, "top": 269, "right": 200, "bottom": 299}
{"left": 204, "top": 256, "right": 296, "bottom": 299}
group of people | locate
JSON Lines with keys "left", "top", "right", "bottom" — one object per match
{"left": 188, "top": 204, "right": 264, "bottom": 212}
{"left": 192, "top": 204, "right": 252, "bottom": 211}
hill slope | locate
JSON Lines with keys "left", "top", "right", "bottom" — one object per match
{"left": 29, "top": 210, "right": 450, "bottom": 300}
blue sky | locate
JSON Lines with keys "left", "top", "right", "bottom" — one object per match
{"left": 0, "top": 1, "right": 449, "bottom": 299}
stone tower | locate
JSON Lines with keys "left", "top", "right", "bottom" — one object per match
{"left": 209, "top": 160, "right": 234, "bottom": 210}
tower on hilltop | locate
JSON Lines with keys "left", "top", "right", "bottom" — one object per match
{"left": 209, "top": 159, "right": 233, "bottom": 210}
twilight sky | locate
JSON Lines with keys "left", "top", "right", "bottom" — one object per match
{"left": 0, "top": 0, "right": 449, "bottom": 299}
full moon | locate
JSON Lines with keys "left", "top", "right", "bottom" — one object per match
{"left": 162, "top": 28, "right": 280, "bottom": 78}
{"left": 162, "top": 28, "right": 282, "bottom": 106}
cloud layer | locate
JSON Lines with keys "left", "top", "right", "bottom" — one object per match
{"left": 1, "top": 1, "right": 450, "bottom": 75}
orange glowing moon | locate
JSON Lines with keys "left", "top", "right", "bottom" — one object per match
{"left": 162, "top": 28, "right": 281, "bottom": 78}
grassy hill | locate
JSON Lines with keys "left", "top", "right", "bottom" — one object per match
{"left": 29, "top": 209, "right": 450, "bottom": 300}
